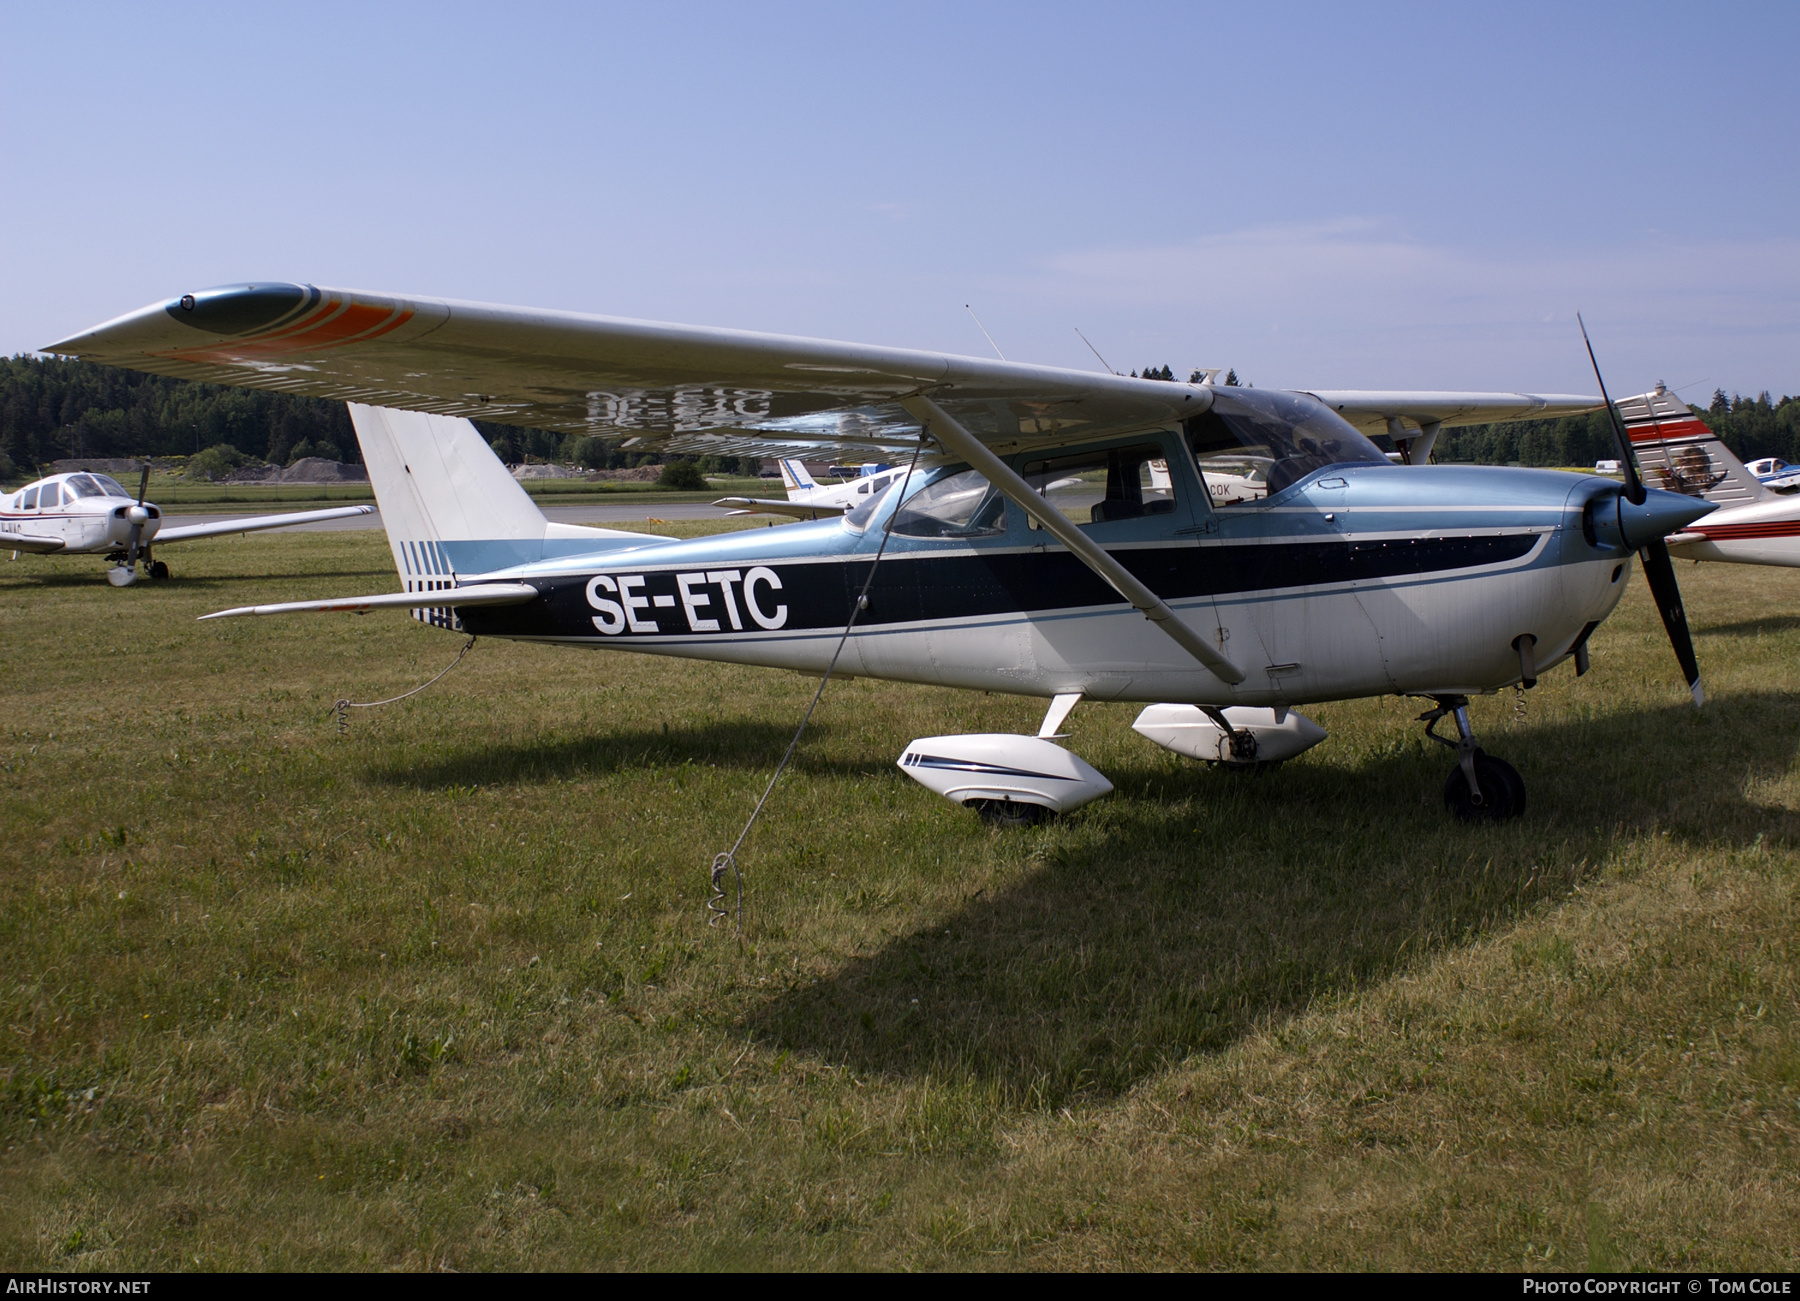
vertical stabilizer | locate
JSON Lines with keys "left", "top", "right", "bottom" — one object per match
{"left": 1619, "top": 384, "right": 1766, "bottom": 508}
{"left": 777, "top": 458, "right": 818, "bottom": 495}
{"left": 347, "top": 405, "right": 656, "bottom": 625}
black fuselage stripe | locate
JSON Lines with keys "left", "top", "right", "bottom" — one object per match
{"left": 462, "top": 534, "right": 1541, "bottom": 639}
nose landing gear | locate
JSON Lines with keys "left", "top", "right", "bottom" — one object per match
{"left": 1418, "top": 696, "right": 1525, "bottom": 822}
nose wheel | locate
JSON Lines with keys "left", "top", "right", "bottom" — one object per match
{"left": 1418, "top": 696, "right": 1526, "bottom": 822}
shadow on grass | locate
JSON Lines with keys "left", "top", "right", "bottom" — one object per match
{"left": 363, "top": 719, "right": 886, "bottom": 789}
{"left": 743, "top": 691, "right": 1800, "bottom": 1106}
{"left": 1698, "top": 613, "right": 1800, "bottom": 639}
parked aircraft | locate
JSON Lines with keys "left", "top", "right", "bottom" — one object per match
{"left": 0, "top": 464, "right": 372, "bottom": 585}
{"left": 1744, "top": 457, "right": 1800, "bottom": 489}
{"left": 1618, "top": 384, "right": 1800, "bottom": 568}
{"left": 713, "top": 458, "right": 900, "bottom": 519}
{"left": 46, "top": 282, "right": 1710, "bottom": 823}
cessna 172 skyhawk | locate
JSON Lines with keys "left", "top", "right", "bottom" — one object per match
{"left": 0, "top": 462, "right": 372, "bottom": 585}
{"left": 45, "top": 283, "right": 1713, "bottom": 822}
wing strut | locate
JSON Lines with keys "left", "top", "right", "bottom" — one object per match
{"left": 899, "top": 394, "right": 1245, "bottom": 685}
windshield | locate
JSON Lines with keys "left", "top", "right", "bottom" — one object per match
{"left": 1185, "top": 388, "right": 1388, "bottom": 503}
{"left": 64, "top": 475, "right": 104, "bottom": 499}
{"left": 92, "top": 475, "right": 129, "bottom": 497}
{"left": 842, "top": 474, "right": 904, "bottom": 531}
{"left": 888, "top": 467, "right": 1006, "bottom": 538}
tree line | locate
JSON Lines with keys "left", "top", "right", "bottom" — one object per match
{"left": 1433, "top": 390, "right": 1800, "bottom": 468}
{"left": 3, "top": 354, "right": 1793, "bottom": 481}
{"left": 0, "top": 356, "right": 759, "bottom": 481}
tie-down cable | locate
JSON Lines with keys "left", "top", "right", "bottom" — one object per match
{"left": 707, "top": 436, "right": 928, "bottom": 932}
{"left": 334, "top": 634, "right": 478, "bottom": 736}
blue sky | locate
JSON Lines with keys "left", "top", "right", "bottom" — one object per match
{"left": 3, "top": 1, "right": 1795, "bottom": 397}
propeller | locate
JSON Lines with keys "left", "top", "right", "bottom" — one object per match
{"left": 1579, "top": 313, "right": 1646, "bottom": 507}
{"left": 122, "top": 462, "right": 152, "bottom": 575}
{"left": 1579, "top": 315, "right": 1703, "bottom": 705}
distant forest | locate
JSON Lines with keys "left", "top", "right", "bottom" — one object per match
{"left": 2, "top": 355, "right": 1796, "bottom": 480}
{"left": 1433, "top": 389, "right": 1800, "bottom": 469}
{"left": 0, "top": 357, "right": 691, "bottom": 480}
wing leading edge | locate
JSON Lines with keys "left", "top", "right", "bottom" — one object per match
{"left": 45, "top": 283, "right": 1212, "bottom": 460}
{"left": 45, "top": 282, "right": 1600, "bottom": 459}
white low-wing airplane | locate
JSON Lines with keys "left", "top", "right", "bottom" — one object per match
{"left": 713, "top": 458, "right": 902, "bottom": 519}
{"left": 46, "top": 282, "right": 1712, "bottom": 823}
{"left": 0, "top": 463, "right": 373, "bottom": 585}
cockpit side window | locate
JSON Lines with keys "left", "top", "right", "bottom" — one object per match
{"left": 1186, "top": 387, "right": 1387, "bottom": 506}
{"left": 1021, "top": 442, "right": 1176, "bottom": 528}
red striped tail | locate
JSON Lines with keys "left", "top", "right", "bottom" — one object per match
{"left": 1617, "top": 383, "right": 1766, "bottom": 508}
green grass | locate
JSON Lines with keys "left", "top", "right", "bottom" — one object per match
{"left": 1, "top": 531, "right": 1797, "bottom": 1269}
{"left": 87, "top": 473, "right": 772, "bottom": 513}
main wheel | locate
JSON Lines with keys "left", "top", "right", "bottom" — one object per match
{"left": 1442, "top": 752, "right": 1525, "bottom": 822}
{"left": 967, "top": 799, "right": 1053, "bottom": 828}
{"left": 149, "top": 560, "right": 170, "bottom": 580}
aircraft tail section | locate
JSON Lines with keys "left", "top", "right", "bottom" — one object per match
{"left": 1618, "top": 384, "right": 1766, "bottom": 508}
{"left": 347, "top": 404, "right": 656, "bottom": 626}
{"left": 777, "top": 458, "right": 819, "bottom": 495}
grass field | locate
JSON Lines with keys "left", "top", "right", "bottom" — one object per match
{"left": 80, "top": 473, "right": 772, "bottom": 513}
{"left": 2, "top": 528, "right": 1797, "bottom": 1270}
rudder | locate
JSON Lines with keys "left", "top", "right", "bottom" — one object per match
{"left": 1619, "top": 383, "right": 1766, "bottom": 508}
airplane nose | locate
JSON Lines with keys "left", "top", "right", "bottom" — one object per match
{"left": 1618, "top": 487, "right": 1715, "bottom": 548}
{"left": 1590, "top": 486, "right": 1716, "bottom": 551}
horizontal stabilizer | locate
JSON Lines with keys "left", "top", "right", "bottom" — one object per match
{"left": 199, "top": 581, "right": 538, "bottom": 620}
{"left": 156, "top": 504, "right": 374, "bottom": 543}
{"left": 711, "top": 496, "right": 846, "bottom": 519}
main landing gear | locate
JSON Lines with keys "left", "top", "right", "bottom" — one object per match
{"left": 1418, "top": 696, "right": 1525, "bottom": 822}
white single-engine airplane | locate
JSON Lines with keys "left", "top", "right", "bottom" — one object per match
{"left": 46, "top": 283, "right": 1712, "bottom": 822}
{"left": 713, "top": 458, "right": 900, "bottom": 520}
{"left": 0, "top": 462, "right": 373, "bottom": 585}
{"left": 1609, "top": 383, "right": 1800, "bottom": 568}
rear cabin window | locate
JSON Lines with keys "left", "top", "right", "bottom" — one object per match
{"left": 39, "top": 483, "right": 60, "bottom": 508}
{"left": 21, "top": 486, "right": 37, "bottom": 509}
{"left": 1021, "top": 443, "right": 1176, "bottom": 528}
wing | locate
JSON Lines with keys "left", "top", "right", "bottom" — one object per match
{"left": 44, "top": 283, "right": 1215, "bottom": 460}
{"left": 710, "top": 496, "right": 848, "bottom": 519}
{"left": 199, "top": 581, "right": 538, "bottom": 620}
{"left": 1310, "top": 390, "right": 1600, "bottom": 437}
{"left": 154, "top": 504, "right": 375, "bottom": 544}
{"left": 0, "top": 532, "right": 67, "bottom": 553}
